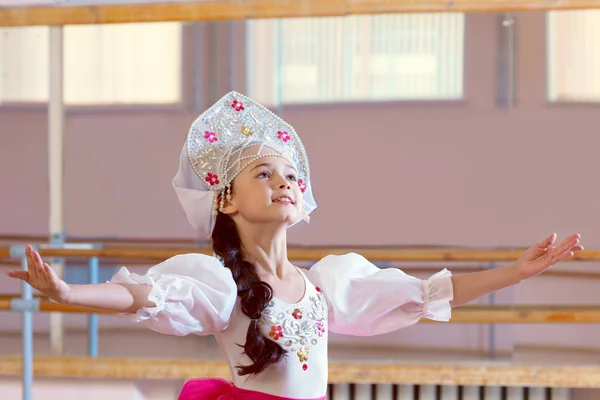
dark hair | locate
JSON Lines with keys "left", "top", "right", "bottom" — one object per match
{"left": 211, "top": 211, "right": 286, "bottom": 376}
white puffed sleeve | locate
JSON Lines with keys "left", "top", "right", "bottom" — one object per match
{"left": 306, "top": 253, "right": 453, "bottom": 336}
{"left": 109, "top": 253, "right": 237, "bottom": 337}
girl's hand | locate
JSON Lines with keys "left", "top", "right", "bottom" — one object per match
{"left": 5, "top": 245, "right": 71, "bottom": 304}
{"left": 513, "top": 233, "right": 583, "bottom": 281}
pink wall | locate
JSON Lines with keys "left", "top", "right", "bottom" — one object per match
{"left": 1, "top": 11, "right": 600, "bottom": 360}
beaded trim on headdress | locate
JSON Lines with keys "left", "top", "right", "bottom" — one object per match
{"left": 186, "top": 91, "right": 311, "bottom": 217}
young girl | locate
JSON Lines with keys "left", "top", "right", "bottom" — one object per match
{"left": 7, "top": 92, "right": 583, "bottom": 400}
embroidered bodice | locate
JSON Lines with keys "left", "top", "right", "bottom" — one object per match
{"left": 259, "top": 272, "right": 328, "bottom": 371}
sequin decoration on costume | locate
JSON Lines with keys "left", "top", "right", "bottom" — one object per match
{"left": 269, "top": 325, "right": 283, "bottom": 340}
{"left": 232, "top": 100, "right": 245, "bottom": 111}
{"left": 315, "top": 321, "right": 325, "bottom": 337}
{"left": 298, "top": 179, "right": 307, "bottom": 193}
{"left": 205, "top": 173, "right": 220, "bottom": 186}
{"left": 277, "top": 131, "right": 291, "bottom": 142}
{"left": 292, "top": 308, "right": 302, "bottom": 319}
{"left": 297, "top": 347, "right": 308, "bottom": 362}
{"left": 204, "top": 131, "right": 217, "bottom": 143}
{"left": 260, "top": 288, "right": 328, "bottom": 370}
{"left": 241, "top": 126, "right": 254, "bottom": 137}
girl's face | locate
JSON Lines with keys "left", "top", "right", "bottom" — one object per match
{"left": 224, "top": 154, "right": 303, "bottom": 227}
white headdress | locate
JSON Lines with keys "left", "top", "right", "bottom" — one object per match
{"left": 172, "top": 91, "right": 317, "bottom": 239}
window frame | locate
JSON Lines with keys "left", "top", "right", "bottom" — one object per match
{"left": 545, "top": 10, "right": 600, "bottom": 106}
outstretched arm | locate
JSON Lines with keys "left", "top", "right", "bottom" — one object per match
{"left": 450, "top": 233, "right": 582, "bottom": 307}
{"left": 65, "top": 283, "right": 154, "bottom": 313}
{"left": 6, "top": 245, "right": 154, "bottom": 313}
{"left": 306, "top": 233, "right": 583, "bottom": 337}
{"left": 7, "top": 246, "right": 237, "bottom": 337}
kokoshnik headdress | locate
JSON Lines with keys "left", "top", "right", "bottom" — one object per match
{"left": 172, "top": 91, "right": 317, "bottom": 239}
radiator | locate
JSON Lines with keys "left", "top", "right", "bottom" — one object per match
{"left": 327, "top": 384, "right": 570, "bottom": 400}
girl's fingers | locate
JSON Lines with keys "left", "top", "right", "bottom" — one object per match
{"left": 33, "top": 251, "right": 47, "bottom": 280}
{"left": 555, "top": 251, "right": 575, "bottom": 263}
{"left": 556, "top": 236, "right": 580, "bottom": 254}
{"left": 6, "top": 270, "right": 29, "bottom": 281}
{"left": 42, "top": 263, "right": 55, "bottom": 286}
{"left": 25, "top": 247, "right": 39, "bottom": 281}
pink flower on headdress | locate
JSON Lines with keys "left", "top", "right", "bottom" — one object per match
{"left": 277, "top": 131, "right": 291, "bottom": 142}
{"left": 297, "top": 179, "right": 307, "bottom": 193}
{"left": 204, "top": 131, "right": 217, "bottom": 143}
{"left": 205, "top": 173, "right": 220, "bottom": 186}
{"left": 231, "top": 100, "right": 245, "bottom": 112}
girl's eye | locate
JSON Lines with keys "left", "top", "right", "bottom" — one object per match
{"left": 257, "top": 171, "right": 270, "bottom": 178}
{"left": 288, "top": 175, "right": 297, "bottom": 182}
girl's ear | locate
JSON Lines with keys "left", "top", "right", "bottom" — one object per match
{"left": 219, "top": 193, "right": 238, "bottom": 215}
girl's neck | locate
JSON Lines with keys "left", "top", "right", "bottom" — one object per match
{"left": 237, "top": 223, "right": 293, "bottom": 279}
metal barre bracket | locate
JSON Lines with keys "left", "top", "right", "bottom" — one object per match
{"left": 51, "top": 232, "right": 66, "bottom": 244}
{"left": 10, "top": 298, "right": 41, "bottom": 312}
{"left": 9, "top": 245, "right": 30, "bottom": 259}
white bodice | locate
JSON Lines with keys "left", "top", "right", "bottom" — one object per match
{"left": 110, "top": 253, "right": 453, "bottom": 399}
{"left": 216, "top": 270, "right": 329, "bottom": 398}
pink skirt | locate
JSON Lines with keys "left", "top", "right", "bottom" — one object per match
{"left": 178, "top": 378, "right": 326, "bottom": 400}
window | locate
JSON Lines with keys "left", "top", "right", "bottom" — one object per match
{"left": 246, "top": 13, "right": 465, "bottom": 106}
{"left": 0, "top": 22, "right": 182, "bottom": 105}
{"left": 547, "top": 10, "right": 600, "bottom": 102}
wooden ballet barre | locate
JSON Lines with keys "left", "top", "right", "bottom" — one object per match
{"left": 0, "top": 233, "right": 205, "bottom": 246}
{"left": 5, "top": 256, "right": 600, "bottom": 281}
{"left": 2, "top": 246, "right": 600, "bottom": 262}
{"left": 2, "top": 356, "right": 600, "bottom": 387}
{"left": 2, "top": 295, "right": 600, "bottom": 323}
{"left": 0, "top": 295, "right": 114, "bottom": 315}
{"left": 1, "top": 0, "right": 600, "bottom": 27}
